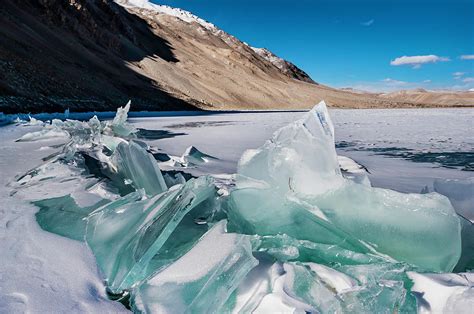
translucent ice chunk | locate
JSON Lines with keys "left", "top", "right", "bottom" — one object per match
{"left": 238, "top": 101, "right": 343, "bottom": 196}
{"left": 132, "top": 220, "right": 258, "bottom": 314}
{"left": 85, "top": 176, "right": 216, "bottom": 293}
{"left": 230, "top": 101, "right": 462, "bottom": 272}
{"left": 309, "top": 183, "right": 461, "bottom": 272}
{"left": 112, "top": 141, "right": 167, "bottom": 197}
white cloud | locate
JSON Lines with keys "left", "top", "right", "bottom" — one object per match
{"left": 361, "top": 19, "right": 374, "bottom": 26}
{"left": 460, "top": 55, "right": 474, "bottom": 60}
{"left": 344, "top": 78, "right": 433, "bottom": 93}
{"left": 453, "top": 72, "right": 465, "bottom": 77}
{"left": 390, "top": 55, "right": 450, "bottom": 68}
{"left": 382, "top": 78, "right": 407, "bottom": 85}
{"left": 462, "top": 77, "right": 474, "bottom": 83}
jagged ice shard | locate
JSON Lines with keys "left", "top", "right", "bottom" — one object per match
{"left": 229, "top": 101, "right": 461, "bottom": 272}
{"left": 85, "top": 176, "right": 217, "bottom": 293}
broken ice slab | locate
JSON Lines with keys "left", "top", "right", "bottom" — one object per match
{"left": 231, "top": 101, "right": 462, "bottom": 272}
{"left": 35, "top": 194, "right": 109, "bottom": 241}
{"left": 112, "top": 140, "right": 167, "bottom": 197}
{"left": 307, "top": 182, "right": 462, "bottom": 272}
{"left": 85, "top": 176, "right": 217, "bottom": 293}
{"left": 131, "top": 220, "right": 258, "bottom": 314}
{"left": 408, "top": 271, "right": 474, "bottom": 313}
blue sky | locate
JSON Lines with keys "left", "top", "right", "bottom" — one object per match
{"left": 154, "top": 0, "right": 474, "bottom": 91}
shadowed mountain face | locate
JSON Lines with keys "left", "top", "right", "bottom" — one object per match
{"left": 0, "top": 0, "right": 197, "bottom": 113}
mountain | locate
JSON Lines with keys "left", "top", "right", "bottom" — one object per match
{"left": 0, "top": 0, "right": 472, "bottom": 113}
{"left": 380, "top": 89, "right": 474, "bottom": 107}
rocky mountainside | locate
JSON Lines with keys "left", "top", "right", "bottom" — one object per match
{"left": 0, "top": 0, "right": 472, "bottom": 113}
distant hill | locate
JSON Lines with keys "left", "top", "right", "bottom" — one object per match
{"left": 0, "top": 0, "right": 472, "bottom": 113}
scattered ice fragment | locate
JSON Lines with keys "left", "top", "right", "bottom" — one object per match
{"left": 181, "top": 145, "right": 217, "bottom": 165}
{"left": 132, "top": 220, "right": 258, "bottom": 314}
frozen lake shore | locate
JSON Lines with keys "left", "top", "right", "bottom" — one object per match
{"left": 0, "top": 106, "right": 473, "bottom": 313}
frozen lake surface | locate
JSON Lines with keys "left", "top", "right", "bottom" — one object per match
{"left": 0, "top": 107, "right": 473, "bottom": 313}
{"left": 129, "top": 108, "right": 473, "bottom": 193}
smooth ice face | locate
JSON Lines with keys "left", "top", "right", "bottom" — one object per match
{"left": 230, "top": 101, "right": 462, "bottom": 272}
{"left": 112, "top": 141, "right": 167, "bottom": 197}
{"left": 132, "top": 220, "right": 258, "bottom": 314}
{"left": 309, "top": 183, "right": 462, "bottom": 272}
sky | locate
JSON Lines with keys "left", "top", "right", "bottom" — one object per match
{"left": 152, "top": 0, "right": 474, "bottom": 92}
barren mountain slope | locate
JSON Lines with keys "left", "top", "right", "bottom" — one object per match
{"left": 380, "top": 89, "right": 474, "bottom": 107}
{"left": 0, "top": 0, "right": 472, "bottom": 113}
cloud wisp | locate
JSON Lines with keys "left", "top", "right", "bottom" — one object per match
{"left": 381, "top": 78, "right": 407, "bottom": 85}
{"left": 453, "top": 72, "right": 465, "bottom": 80}
{"left": 361, "top": 19, "right": 374, "bottom": 26}
{"left": 390, "top": 55, "right": 450, "bottom": 69}
{"left": 460, "top": 55, "right": 474, "bottom": 60}
{"left": 344, "top": 78, "right": 432, "bottom": 93}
